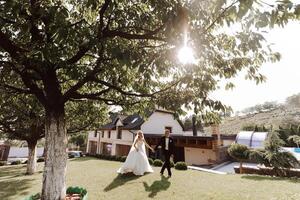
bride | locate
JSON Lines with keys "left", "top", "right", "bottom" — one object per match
{"left": 117, "top": 130, "right": 154, "bottom": 175}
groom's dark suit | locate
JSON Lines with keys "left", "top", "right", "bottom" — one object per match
{"left": 155, "top": 136, "right": 174, "bottom": 176}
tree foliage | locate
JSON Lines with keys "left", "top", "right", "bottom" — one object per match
{"left": 228, "top": 143, "right": 250, "bottom": 173}
{"left": 286, "top": 93, "right": 300, "bottom": 108}
{"left": 1, "top": 0, "right": 300, "bottom": 115}
{"left": 288, "top": 135, "right": 300, "bottom": 148}
{"left": 276, "top": 124, "right": 300, "bottom": 147}
{"left": 250, "top": 132, "right": 299, "bottom": 175}
{"left": 228, "top": 143, "right": 250, "bottom": 161}
{"left": 0, "top": 93, "right": 44, "bottom": 143}
{"left": 69, "top": 133, "right": 87, "bottom": 148}
{"left": 241, "top": 101, "right": 280, "bottom": 114}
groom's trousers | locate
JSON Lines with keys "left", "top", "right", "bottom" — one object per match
{"left": 161, "top": 150, "right": 172, "bottom": 176}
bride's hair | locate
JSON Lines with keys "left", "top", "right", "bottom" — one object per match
{"left": 130, "top": 130, "right": 145, "bottom": 152}
{"left": 137, "top": 130, "right": 144, "bottom": 138}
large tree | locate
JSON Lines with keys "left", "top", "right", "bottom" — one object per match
{"left": 1, "top": 0, "right": 300, "bottom": 199}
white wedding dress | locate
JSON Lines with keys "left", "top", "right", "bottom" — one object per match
{"left": 117, "top": 140, "right": 153, "bottom": 175}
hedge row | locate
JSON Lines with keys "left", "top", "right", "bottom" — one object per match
{"left": 92, "top": 154, "right": 127, "bottom": 162}
{"left": 90, "top": 154, "right": 187, "bottom": 170}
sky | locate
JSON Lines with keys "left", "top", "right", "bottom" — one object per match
{"left": 210, "top": 20, "right": 300, "bottom": 112}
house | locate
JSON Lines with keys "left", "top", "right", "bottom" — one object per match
{"left": 86, "top": 109, "right": 236, "bottom": 166}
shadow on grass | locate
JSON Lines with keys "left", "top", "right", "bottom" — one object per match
{"left": 104, "top": 173, "right": 145, "bottom": 192}
{"left": 0, "top": 165, "right": 27, "bottom": 178}
{"left": 70, "top": 156, "right": 98, "bottom": 162}
{"left": 143, "top": 175, "right": 171, "bottom": 198}
{"left": 241, "top": 175, "right": 300, "bottom": 183}
{"left": 0, "top": 178, "right": 34, "bottom": 199}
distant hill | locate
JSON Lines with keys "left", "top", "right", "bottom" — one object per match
{"left": 204, "top": 106, "right": 300, "bottom": 135}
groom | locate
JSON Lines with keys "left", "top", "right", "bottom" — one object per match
{"left": 155, "top": 129, "right": 174, "bottom": 177}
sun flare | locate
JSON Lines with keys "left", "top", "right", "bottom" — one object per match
{"left": 178, "top": 46, "right": 196, "bottom": 64}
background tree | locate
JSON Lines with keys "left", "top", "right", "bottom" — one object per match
{"left": 286, "top": 93, "right": 300, "bottom": 108}
{"left": 0, "top": 93, "right": 44, "bottom": 175}
{"left": 0, "top": 90, "right": 107, "bottom": 175}
{"left": 228, "top": 143, "right": 250, "bottom": 174}
{"left": 1, "top": 0, "right": 300, "bottom": 199}
{"left": 250, "top": 132, "right": 299, "bottom": 176}
{"left": 241, "top": 101, "right": 280, "bottom": 114}
{"left": 68, "top": 133, "right": 87, "bottom": 150}
{"left": 288, "top": 135, "right": 300, "bottom": 148}
{"left": 276, "top": 124, "right": 300, "bottom": 147}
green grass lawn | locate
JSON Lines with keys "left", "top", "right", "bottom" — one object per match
{"left": 1, "top": 157, "right": 300, "bottom": 200}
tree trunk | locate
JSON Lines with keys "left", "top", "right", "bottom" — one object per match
{"left": 192, "top": 115, "right": 197, "bottom": 136}
{"left": 42, "top": 111, "right": 67, "bottom": 200}
{"left": 239, "top": 161, "right": 243, "bottom": 174}
{"left": 26, "top": 141, "right": 37, "bottom": 175}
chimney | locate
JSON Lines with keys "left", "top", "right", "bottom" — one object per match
{"left": 211, "top": 124, "right": 222, "bottom": 147}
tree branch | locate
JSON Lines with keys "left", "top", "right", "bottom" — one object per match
{"left": 20, "top": 72, "right": 48, "bottom": 107}
{"left": 0, "top": 16, "right": 16, "bottom": 24}
{"left": 65, "top": 0, "right": 111, "bottom": 65}
{"left": 0, "top": 121, "right": 28, "bottom": 141}
{"left": 103, "top": 29, "right": 166, "bottom": 41}
{"left": 0, "top": 30, "right": 28, "bottom": 59}
{"left": 202, "top": 0, "right": 239, "bottom": 34}
{"left": 0, "top": 84, "right": 32, "bottom": 94}
{"left": 92, "top": 78, "right": 181, "bottom": 98}
{"left": 98, "top": 0, "right": 111, "bottom": 36}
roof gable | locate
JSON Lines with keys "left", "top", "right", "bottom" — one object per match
{"left": 99, "top": 109, "right": 182, "bottom": 130}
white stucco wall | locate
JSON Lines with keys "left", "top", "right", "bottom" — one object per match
{"left": 87, "top": 131, "right": 98, "bottom": 141}
{"left": 87, "top": 131, "right": 99, "bottom": 153}
{"left": 183, "top": 131, "right": 210, "bottom": 136}
{"left": 223, "top": 139, "right": 235, "bottom": 147}
{"left": 184, "top": 147, "right": 216, "bottom": 165}
{"left": 141, "top": 112, "right": 184, "bottom": 135}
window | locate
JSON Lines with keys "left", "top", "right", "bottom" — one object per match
{"left": 131, "top": 117, "right": 138, "bottom": 123}
{"left": 117, "top": 129, "right": 122, "bottom": 139}
{"left": 108, "top": 130, "right": 111, "bottom": 138}
{"left": 165, "top": 126, "right": 172, "bottom": 133}
{"left": 94, "top": 130, "right": 98, "bottom": 138}
{"left": 101, "top": 131, "right": 104, "bottom": 138}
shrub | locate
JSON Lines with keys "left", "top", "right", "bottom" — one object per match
{"left": 99, "top": 154, "right": 105, "bottom": 159}
{"left": 110, "top": 155, "right": 117, "bottom": 161}
{"left": 103, "top": 154, "right": 110, "bottom": 160}
{"left": 37, "top": 157, "right": 45, "bottom": 162}
{"left": 153, "top": 159, "right": 163, "bottom": 167}
{"left": 68, "top": 154, "right": 75, "bottom": 159}
{"left": 175, "top": 162, "right": 188, "bottom": 170}
{"left": 11, "top": 160, "right": 22, "bottom": 165}
{"left": 170, "top": 161, "right": 175, "bottom": 168}
{"left": 115, "top": 156, "right": 122, "bottom": 162}
{"left": 148, "top": 158, "right": 154, "bottom": 165}
{"left": 95, "top": 154, "right": 100, "bottom": 159}
{"left": 0, "top": 161, "right": 6, "bottom": 166}
{"left": 120, "top": 156, "right": 127, "bottom": 162}
{"left": 228, "top": 143, "right": 250, "bottom": 174}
